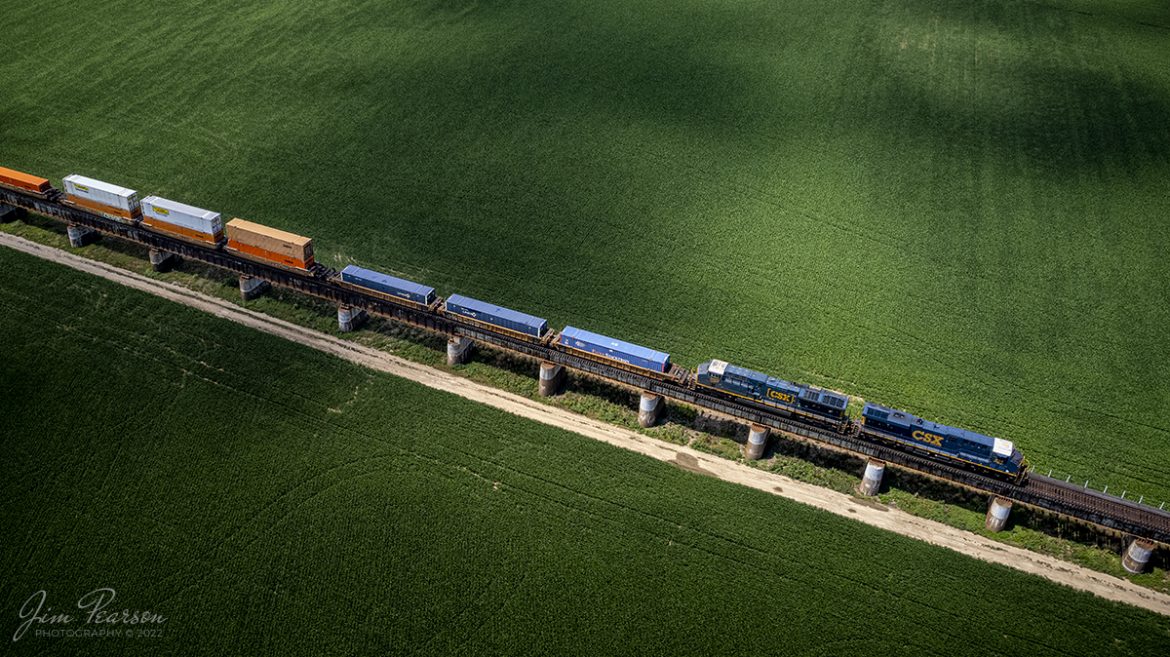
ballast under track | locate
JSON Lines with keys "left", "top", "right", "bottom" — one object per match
{"left": 3, "top": 187, "right": 1168, "bottom": 545}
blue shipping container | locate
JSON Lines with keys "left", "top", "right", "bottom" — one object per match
{"left": 559, "top": 326, "right": 670, "bottom": 373}
{"left": 445, "top": 294, "right": 548, "bottom": 338}
{"left": 340, "top": 265, "right": 436, "bottom": 306}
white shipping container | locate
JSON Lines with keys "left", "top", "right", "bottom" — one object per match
{"left": 63, "top": 174, "right": 140, "bottom": 212}
{"left": 142, "top": 196, "right": 223, "bottom": 235}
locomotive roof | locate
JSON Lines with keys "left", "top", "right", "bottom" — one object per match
{"left": 863, "top": 402, "right": 1013, "bottom": 457}
{"left": 800, "top": 386, "right": 849, "bottom": 409}
{"left": 708, "top": 359, "right": 847, "bottom": 408}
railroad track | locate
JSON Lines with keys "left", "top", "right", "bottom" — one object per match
{"left": 4, "top": 187, "right": 1169, "bottom": 545}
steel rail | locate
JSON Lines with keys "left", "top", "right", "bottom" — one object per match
{"left": 3, "top": 187, "right": 1168, "bottom": 544}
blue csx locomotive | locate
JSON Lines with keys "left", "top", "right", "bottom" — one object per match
{"left": 696, "top": 359, "right": 1027, "bottom": 482}
{"left": 861, "top": 402, "right": 1027, "bottom": 482}
{"left": 2, "top": 162, "right": 1031, "bottom": 484}
{"left": 696, "top": 359, "right": 850, "bottom": 423}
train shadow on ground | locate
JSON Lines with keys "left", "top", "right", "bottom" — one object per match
{"left": 20, "top": 223, "right": 1160, "bottom": 573}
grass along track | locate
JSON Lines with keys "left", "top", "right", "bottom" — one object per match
{"left": 3, "top": 1, "right": 1169, "bottom": 502}
{"left": 4, "top": 244, "right": 1170, "bottom": 655}
{"left": 3, "top": 231, "right": 1169, "bottom": 614}
{"left": 4, "top": 215, "right": 1169, "bottom": 591}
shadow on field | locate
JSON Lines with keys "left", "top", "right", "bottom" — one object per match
{"left": 226, "top": 2, "right": 813, "bottom": 319}
{"left": 864, "top": 0, "right": 1170, "bottom": 177}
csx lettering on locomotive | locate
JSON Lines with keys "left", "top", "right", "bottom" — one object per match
{"left": 911, "top": 430, "right": 944, "bottom": 447}
{"left": 767, "top": 390, "right": 796, "bottom": 404}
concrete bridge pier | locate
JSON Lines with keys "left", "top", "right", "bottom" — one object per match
{"left": 337, "top": 305, "right": 367, "bottom": 333}
{"left": 238, "top": 275, "right": 269, "bottom": 301}
{"left": 637, "top": 392, "right": 663, "bottom": 428}
{"left": 538, "top": 362, "right": 564, "bottom": 397}
{"left": 744, "top": 424, "right": 770, "bottom": 460}
{"left": 0, "top": 203, "right": 23, "bottom": 223}
{"left": 857, "top": 459, "right": 885, "bottom": 496}
{"left": 1122, "top": 538, "right": 1156, "bottom": 574}
{"left": 446, "top": 336, "right": 473, "bottom": 366}
{"left": 148, "top": 248, "right": 178, "bottom": 272}
{"left": 66, "top": 224, "right": 98, "bottom": 247}
{"left": 985, "top": 497, "right": 1013, "bottom": 532}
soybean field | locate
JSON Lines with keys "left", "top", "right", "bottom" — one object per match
{"left": 2, "top": 0, "right": 1169, "bottom": 500}
{"left": 3, "top": 248, "right": 1170, "bottom": 655}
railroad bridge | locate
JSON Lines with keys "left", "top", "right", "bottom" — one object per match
{"left": 1, "top": 187, "right": 1165, "bottom": 573}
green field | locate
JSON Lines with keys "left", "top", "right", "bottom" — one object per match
{"left": 3, "top": 248, "right": 1170, "bottom": 655}
{"left": 2, "top": 1, "right": 1168, "bottom": 501}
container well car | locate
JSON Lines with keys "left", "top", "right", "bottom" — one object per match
{"left": 141, "top": 196, "right": 224, "bottom": 245}
{"left": 444, "top": 294, "right": 548, "bottom": 339}
{"left": 226, "top": 218, "right": 314, "bottom": 270}
{"left": 558, "top": 326, "right": 670, "bottom": 374}
{"left": 63, "top": 175, "right": 141, "bottom": 223}
{"left": 338, "top": 265, "right": 436, "bottom": 308}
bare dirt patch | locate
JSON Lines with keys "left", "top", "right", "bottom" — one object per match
{"left": 4, "top": 232, "right": 1167, "bottom": 618}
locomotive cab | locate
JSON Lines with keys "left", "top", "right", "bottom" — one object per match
{"left": 696, "top": 359, "right": 728, "bottom": 385}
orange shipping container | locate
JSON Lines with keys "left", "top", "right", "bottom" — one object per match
{"left": 225, "top": 218, "right": 315, "bottom": 270}
{"left": 143, "top": 216, "right": 223, "bottom": 246}
{"left": 0, "top": 166, "right": 51, "bottom": 194}
{"left": 66, "top": 194, "right": 140, "bottom": 221}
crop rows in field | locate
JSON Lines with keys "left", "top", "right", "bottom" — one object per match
{"left": 2, "top": 0, "right": 1168, "bottom": 501}
{"left": 3, "top": 244, "right": 1170, "bottom": 656}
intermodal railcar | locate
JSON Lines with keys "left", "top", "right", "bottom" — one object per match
{"left": 558, "top": 326, "right": 672, "bottom": 376}
{"left": 337, "top": 265, "right": 436, "bottom": 309}
{"left": 63, "top": 175, "right": 141, "bottom": 223}
{"left": 0, "top": 166, "right": 53, "bottom": 198}
{"left": 0, "top": 161, "right": 1032, "bottom": 484}
{"left": 444, "top": 294, "right": 549, "bottom": 341}
{"left": 142, "top": 196, "right": 224, "bottom": 246}
{"left": 225, "top": 218, "right": 315, "bottom": 272}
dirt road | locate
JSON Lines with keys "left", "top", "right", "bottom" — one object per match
{"left": 3, "top": 232, "right": 1167, "bottom": 617}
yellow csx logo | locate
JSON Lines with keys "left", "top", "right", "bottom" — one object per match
{"left": 767, "top": 390, "right": 795, "bottom": 404}
{"left": 911, "top": 430, "right": 944, "bottom": 447}
{"left": 156, "top": 207, "right": 169, "bottom": 215}
{"left": 76, "top": 184, "right": 89, "bottom": 192}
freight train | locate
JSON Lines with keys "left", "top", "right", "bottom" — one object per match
{"left": 0, "top": 164, "right": 1030, "bottom": 483}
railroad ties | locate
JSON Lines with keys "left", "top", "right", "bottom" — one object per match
{"left": 3, "top": 186, "right": 1169, "bottom": 567}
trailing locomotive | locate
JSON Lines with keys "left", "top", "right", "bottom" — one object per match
{"left": 695, "top": 359, "right": 849, "bottom": 424}
{"left": 0, "top": 162, "right": 1032, "bottom": 484}
{"left": 861, "top": 402, "right": 1027, "bottom": 482}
